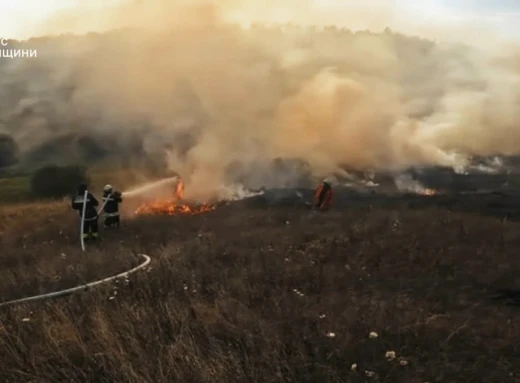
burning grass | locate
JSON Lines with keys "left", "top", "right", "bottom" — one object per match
{"left": 417, "top": 187, "right": 436, "bottom": 196}
{"left": 0, "top": 194, "right": 519, "bottom": 382}
{"left": 134, "top": 200, "right": 215, "bottom": 216}
{"left": 133, "top": 178, "right": 216, "bottom": 216}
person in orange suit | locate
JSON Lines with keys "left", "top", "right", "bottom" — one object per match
{"left": 314, "top": 178, "right": 333, "bottom": 211}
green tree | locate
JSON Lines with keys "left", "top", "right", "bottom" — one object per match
{"left": 0, "top": 134, "right": 18, "bottom": 168}
{"left": 30, "top": 165, "right": 89, "bottom": 199}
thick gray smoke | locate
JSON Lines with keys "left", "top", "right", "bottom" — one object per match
{"left": 3, "top": 1, "right": 520, "bottom": 201}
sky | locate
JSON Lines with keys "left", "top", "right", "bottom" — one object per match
{"left": 0, "top": 0, "right": 124, "bottom": 39}
{"left": 1, "top": 0, "right": 520, "bottom": 42}
{"left": 396, "top": 0, "right": 520, "bottom": 40}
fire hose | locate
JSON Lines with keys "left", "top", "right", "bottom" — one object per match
{"left": 80, "top": 189, "right": 88, "bottom": 252}
{"left": 0, "top": 254, "right": 151, "bottom": 307}
{"left": 0, "top": 189, "right": 152, "bottom": 308}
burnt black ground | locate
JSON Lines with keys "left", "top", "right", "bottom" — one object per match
{"left": 244, "top": 185, "right": 520, "bottom": 222}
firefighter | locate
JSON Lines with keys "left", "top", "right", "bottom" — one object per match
{"left": 102, "top": 184, "right": 123, "bottom": 228}
{"left": 313, "top": 177, "right": 333, "bottom": 211}
{"left": 71, "top": 183, "right": 99, "bottom": 241}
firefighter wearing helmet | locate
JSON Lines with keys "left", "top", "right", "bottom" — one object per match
{"left": 71, "top": 182, "right": 100, "bottom": 241}
{"left": 313, "top": 177, "right": 333, "bottom": 211}
{"left": 102, "top": 184, "right": 123, "bottom": 228}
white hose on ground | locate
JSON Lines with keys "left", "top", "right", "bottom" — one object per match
{"left": 80, "top": 189, "right": 88, "bottom": 252}
{"left": 0, "top": 254, "right": 151, "bottom": 307}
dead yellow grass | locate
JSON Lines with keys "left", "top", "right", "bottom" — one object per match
{"left": 0, "top": 198, "right": 518, "bottom": 382}
{"left": 0, "top": 200, "right": 69, "bottom": 236}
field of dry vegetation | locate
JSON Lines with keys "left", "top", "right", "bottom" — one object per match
{"left": 0, "top": 194, "right": 519, "bottom": 382}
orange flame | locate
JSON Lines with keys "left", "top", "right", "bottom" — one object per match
{"left": 175, "top": 178, "right": 185, "bottom": 199}
{"left": 134, "top": 178, "right": 216, "bottom": 216}
{"left": 418, "top": 188, "right": 436, "bottom": 196}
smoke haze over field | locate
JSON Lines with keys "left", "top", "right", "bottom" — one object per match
{"left": 2, "top": 0, "right": 520, "bottom": 200}
{"left": 15, "top": 0, "right": 520, "bottom": 45}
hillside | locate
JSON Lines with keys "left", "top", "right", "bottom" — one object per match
{"left": 0, "top": 24, "right": 498, "bottom": 177}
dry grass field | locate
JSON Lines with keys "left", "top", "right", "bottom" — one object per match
{"left": 0, "top": 189, "right": 519, "bottom": 382}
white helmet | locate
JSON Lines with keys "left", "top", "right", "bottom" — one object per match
{"left": 323, "top": 177, "right": 333, "bottom": 185}
{"left": 104, "top": 184, "right": 113, "bottom": 192}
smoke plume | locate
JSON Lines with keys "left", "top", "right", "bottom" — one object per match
{"left": 3, "top": 0, "right": 520, "bottom": 201}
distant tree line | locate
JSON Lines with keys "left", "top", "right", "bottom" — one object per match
{"left": 30, "top": 164, "right": 89, "bottom": 199}
{"left": 0, "top": 134, "right": 18, "bottom": 168}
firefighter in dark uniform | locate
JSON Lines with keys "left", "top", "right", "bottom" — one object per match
{"left": 102, "top": 184, "right": 123, "bottom": 228}
{"left": 313, "top": 177, "right": 333, "bottom": 211}
{"left": 71, "top": 183, "right": 99, "bottom": 241}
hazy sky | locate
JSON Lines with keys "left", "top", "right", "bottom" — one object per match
{"left": 1, "top": 0, "right": 519, "bottom": 42}
{"left": 0, "top": 0, "right": 124, "bottom": 38}
{"left": 395, "top": 0, "right": 520, "bottom": 41}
